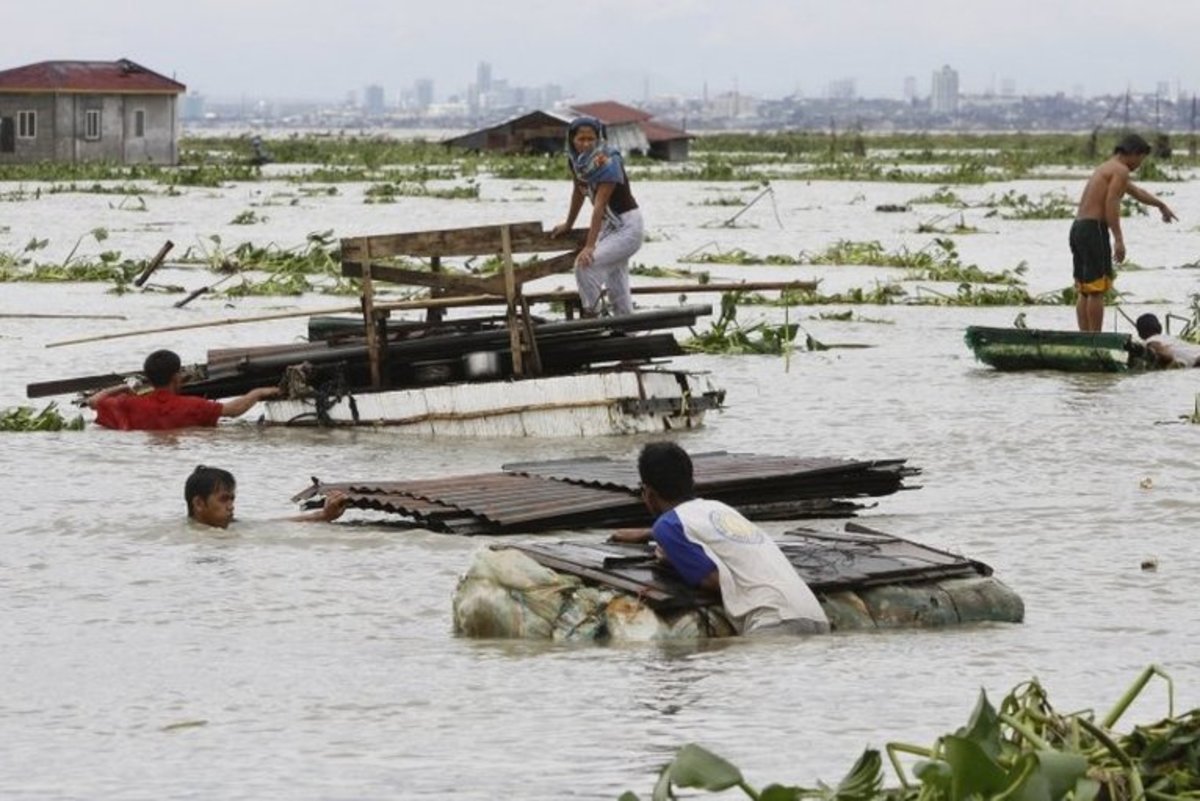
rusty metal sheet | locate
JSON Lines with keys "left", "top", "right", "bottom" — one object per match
{"left": 501, "top": 452, "right": 911, "bottom": 493}
{"left": 505, "top": 524, "right": 987, "bottom": 611}
{"left": 297, "top": 453, "right": 920, "bottom": 535}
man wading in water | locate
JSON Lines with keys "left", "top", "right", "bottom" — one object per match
{"left": 1071, "top": 134, "right": 1177, "bottom": 332}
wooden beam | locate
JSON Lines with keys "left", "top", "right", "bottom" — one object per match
{"left": 342, "top": 249, "right": 580, "bottom": 296}
{"left": 340, "top": 222, "right": 587, "bottom": 260}
{"left": 361, "top": 240, "right": 382, "bottom": 389}
{"left": 501, "top": 225, "right": 524, "bottom": 376}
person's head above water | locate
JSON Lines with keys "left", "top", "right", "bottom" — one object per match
{"left": 143, "top": 349, "right": 183, "bottom": 389}
{"left": 185, "top": 465, "right": 237, "bottom": 528}
{"left": 637, "top": 441, "right": 696, "bottom": 514}
{"left": 1135, "top": 313, "right": 1163, "bottom": 340}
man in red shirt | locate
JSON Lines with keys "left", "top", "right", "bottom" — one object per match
{"left": 88, "top": 349, "right": 280, "bottom": 431}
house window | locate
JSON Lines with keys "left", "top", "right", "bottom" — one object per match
{"left": 17, "top": 110, "right": 36, "bottom": 139}
{"left": 133, "top": 109, "right": 145, "bottom": 138}
{"left": 85, "top": 110, "right": 101, "bottom": 140}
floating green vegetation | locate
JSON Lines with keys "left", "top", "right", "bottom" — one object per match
{"left": 159, "top": 163, "right": 264, "bottom": 187}
{"left": 910, "top": 283, "right": 1066, "bottom": 306}
{"left": 982, "top": 189, "right": 1076, "bottom": 220}
{"left": 681, "top": 246, "right": 800, "bottom": 266}
{"left": 0, "top": 403, "right": 85, "bottom": 432}
{"left": 629, "top": 264, "right": 711, "bottom": 282}
{"left": 110, "top": 195, "right": 148, "bottom": 212}
{"left": 230, "top": 209, "right": 266, "bottom": 225}
{"left": 0, "top": 228, "right": 142, "bottom": 287}
{"left": 908, "top": 187, "right": 965, "bottom": 206}
{"left": 917, "top": 212, "right": 984, "bottom": 235}
{"left": 176, "top": 230, "right": 358, "bottom": 296}
{"left": 694, "top": 196, "right": 747, "bottom": 207}
{"left": 363, "top": 180, "right": 480, "bottom": 203}
{"left": 682, "top": 292, "right": 798, "bottom": 355}
{"left": 798, "top": 238, "right": 1019, "bottom": 283}
{"left": 776, "top": 283, "right": 909, "bottom": 306}
{"left": 623, "top": 665, "right": 1183, "bottom": 801}
{"left": 813, "top": 310, "right": 894, "bottom": 324}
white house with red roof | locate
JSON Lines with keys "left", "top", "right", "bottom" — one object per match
{"left": 0, "top": 58, "right": 186, "bottom": 165}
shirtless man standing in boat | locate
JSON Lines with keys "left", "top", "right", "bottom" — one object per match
{"left": 1071, "top": 134, "right": 1177, "bottom": 332}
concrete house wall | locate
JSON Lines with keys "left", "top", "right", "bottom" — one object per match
{"left": 0, "top": 92, "right": 178, "bottom": 165}
{"left": 0, "top": 59, "right": 184, "bottom": 165}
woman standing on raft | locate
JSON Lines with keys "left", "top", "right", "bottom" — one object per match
{"left": 551, "top": 117, "right": 643, "bottom": 316}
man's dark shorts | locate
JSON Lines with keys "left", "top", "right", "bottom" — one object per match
{"left": 1070, "top": 218, "right": 1113, "bottom": 294}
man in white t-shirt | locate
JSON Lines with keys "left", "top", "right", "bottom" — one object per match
{"left": 1135, "top": 313, "right": 1200, "bottom": 368}
{"left": 613, "top": 442, "right": 829, "bottom": 636}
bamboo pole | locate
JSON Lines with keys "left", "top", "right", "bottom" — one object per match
{"left": 44, "top": 295, "right": 497, "bottom": 348}
{"left": 133, "top": 240, "right": 175, "bottom": 288}
{"left": 44, "top": 280, "right": 813, "bottom": 349}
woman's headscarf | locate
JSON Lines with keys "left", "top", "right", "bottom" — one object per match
{"left": 566, "top": 116, "right": 625, "bottom": 185}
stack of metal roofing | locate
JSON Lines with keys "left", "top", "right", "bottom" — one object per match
{"left": 293, "top": 452, "right": 920, "bottom": 535}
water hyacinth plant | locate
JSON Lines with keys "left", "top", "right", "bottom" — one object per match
{"left": 623, "top": 666, "right": 1186, "bottom": 801}
{"left": 683, "top": 292, "right": 799, "bottom": 355}
{"left": 0, "top": 403, "right": 85, "bottom": 432}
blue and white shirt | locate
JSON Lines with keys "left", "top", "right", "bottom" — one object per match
{"left": 652, "top": 498, "right": 829, "bottom": 634}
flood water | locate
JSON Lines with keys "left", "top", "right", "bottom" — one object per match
{"left": 3, "top": 165, "right": 1200, "bottom": 799}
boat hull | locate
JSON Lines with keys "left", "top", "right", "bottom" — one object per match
{"left": 964, "top": 326, "right": 1154, "bottom": 372}
{"left": 261, "top": 368, "right": 724, "bottom": 436}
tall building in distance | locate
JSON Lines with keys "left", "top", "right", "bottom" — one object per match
{"left": 902, "top": 76, "right": 917, "bottom": 103}
{"left": 826, "top": 78, "right": 856, "bottom": 101}
{"left": 414, "top": 78, "right": 434, "bottom": 110}
{"left": 476, "top": 61, "right": 492, "bottom": 94}
{"left": 363, "top": 84, "right": 385, "bottom": 115}
{"left": 931, "top": 65, "right": 959, "bottom": 114}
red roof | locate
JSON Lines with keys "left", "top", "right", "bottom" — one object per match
{"left": 639, "top": 119, "right": 692, "bottom": 143}
{"left": 570, "top": 101, "right": 652, "bottom": 125}
{"left": 0, "top": 59, "right": 185, "bottom": 94}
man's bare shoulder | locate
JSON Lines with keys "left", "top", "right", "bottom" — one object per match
{"left": 1095, "top": 158, "right": 1131, "bottom": 180}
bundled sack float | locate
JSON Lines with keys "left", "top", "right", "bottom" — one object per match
{"left": 452, "top": 525, "right": 1024, "bottom": 642}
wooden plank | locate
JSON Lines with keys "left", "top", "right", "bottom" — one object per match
{"left": 342, "top": 249, "right": 580, "bottom": 296}
{"left": 362, "top": 240, "right": 382, "bottom": 389}
{"left": 341, "top": 222, "right": 588, "bottom": 259}
{"left": 342, "top": 262, "right": 492, "bottom": 296}
{"left": 427, "top": 255, "right": 444, "bottom": 323}
{"left": 501, "top": 225, "right": 524, "bottom": 376}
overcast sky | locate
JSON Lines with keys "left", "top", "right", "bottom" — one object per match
{"left": 6, "top": 0, "right": 1199, "bottom": 103}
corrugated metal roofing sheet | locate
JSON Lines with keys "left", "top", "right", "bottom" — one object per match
{"left": 0, "top": 59, "right": 186, "bottom": 94}
{"left": 300, "top": 453, "right": 919, "bottom": 535}
{"left": 502, "top": 452, "right": 899, "bottom": 492}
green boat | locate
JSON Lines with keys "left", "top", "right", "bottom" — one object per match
{"left": 964, "top": 326, "right": 1157, "bottom": 372}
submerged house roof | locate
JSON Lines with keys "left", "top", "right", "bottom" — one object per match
{"left": 0, "top": 59, "right": 186, "bottom": 94}
{"left": 444, "top": 100, "right": 691, "bottom": 160}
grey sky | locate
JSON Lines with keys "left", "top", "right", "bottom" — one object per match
{"left": 6, "top": 0, "right": 1199, "bottom": 102}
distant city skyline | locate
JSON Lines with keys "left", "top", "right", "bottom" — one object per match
{"left": 6, "top": 0, "right": 1199, "bottom": 104}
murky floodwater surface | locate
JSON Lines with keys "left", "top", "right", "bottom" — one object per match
{"left": 2, "top": 166, "right": 1199, "bottom": 799}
